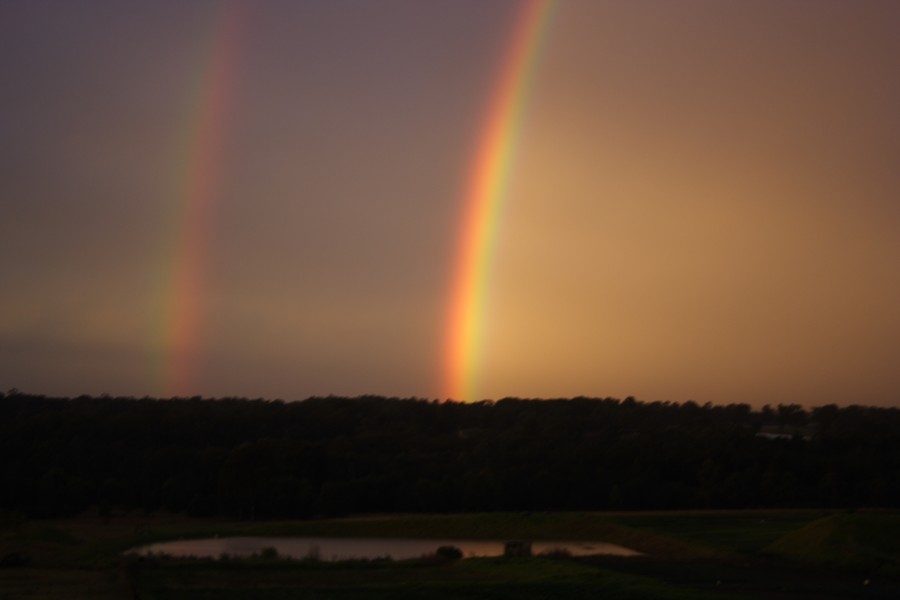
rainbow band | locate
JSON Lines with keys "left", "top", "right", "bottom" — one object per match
{"left": 444, "top": 0, "right": 556, "bottom": 402}
{"left": 160, "top": 3, "right": 243, "bottom": 397}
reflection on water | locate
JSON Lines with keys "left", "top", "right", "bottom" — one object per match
{"left": 129, "top": 537, "right": 641, "bottom": 560}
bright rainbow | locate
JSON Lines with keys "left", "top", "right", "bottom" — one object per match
{"left": 158, "top": 3, "right": 244, "bottom": 398}
{"left": 443, "top": 0, "right": 556, "bottom": 402}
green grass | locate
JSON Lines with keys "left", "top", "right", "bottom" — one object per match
{"left": 607, "top": 510, "right": 828, "bottom": 554}
{"left": 764, "top": 511, "right": 900, "bottom": 574}
{"left": 131, "top": 556, "right": 734, "bottom": 600}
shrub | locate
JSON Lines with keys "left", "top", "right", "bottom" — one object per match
{"left": 0, "top": 552, "right": 30, "bottom": 568}
{"left": 435, "top": 545, "right": 463, "bottom": 561}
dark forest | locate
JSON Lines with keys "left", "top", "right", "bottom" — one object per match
{"left": 4, "top": 392, "right": 899, "bottom": 519}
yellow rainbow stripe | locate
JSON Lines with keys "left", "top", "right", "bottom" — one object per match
{"left": 159, "top": 3, "right": 243, "bottom": 397}
{"left": 444, "top": 0, "right": 556, "bottom": 402}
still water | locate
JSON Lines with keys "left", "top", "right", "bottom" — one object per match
{"left": 129, "top": 537, "right": 641, "bottom": 560}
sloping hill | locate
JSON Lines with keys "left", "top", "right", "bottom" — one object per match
{"left": 764, "top": 512, "right": 900, "bottom": 575}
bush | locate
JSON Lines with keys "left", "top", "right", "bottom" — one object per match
{"left": 435, "top": 545, "right": 463, "bottom": 561}
{"left": 0, "top": 552, "right": 30, "bottom": 568}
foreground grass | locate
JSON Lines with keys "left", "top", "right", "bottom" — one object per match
{"left": 132, "top": 556, "right": 732, "bottom": 600}
{"left": 2, "top": 510, "right": 900, "bottom": 599}
{"left": 606, "top": 509, "right": 832, "bottom": 554}
{"left": 765, "top": 512, "right": 900, "bottom": 575}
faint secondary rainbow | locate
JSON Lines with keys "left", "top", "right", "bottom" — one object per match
{"left": 157, "top": 3, "right": 244, "bottom": 397}
{"left": 443, "top": 0, "right": 556, "bottom": 403}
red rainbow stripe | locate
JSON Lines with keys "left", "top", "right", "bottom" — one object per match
{"left": 443, "top": 0, "right": 556, "bottom": 402}
{"left": 159, "top": 2, "right": 243, "bottom": 397}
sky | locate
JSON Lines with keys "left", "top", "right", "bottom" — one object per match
{"left": 2, "top": 0, "right": 899, "bottom": 407}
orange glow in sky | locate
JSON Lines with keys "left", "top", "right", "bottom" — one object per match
{"left": 1, "top": 1, "right": 899, "bottom": 407}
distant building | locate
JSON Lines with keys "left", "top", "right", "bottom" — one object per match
{"left": 755, "top": 424, "right": 817, "bottom": 441}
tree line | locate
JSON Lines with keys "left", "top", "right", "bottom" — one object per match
{"left": 2, "top": 391, "right": 899, "bottom": 518}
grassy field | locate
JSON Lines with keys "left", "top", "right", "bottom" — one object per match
{"left": 2, "top": 510, "right": 900, "bottom": 599}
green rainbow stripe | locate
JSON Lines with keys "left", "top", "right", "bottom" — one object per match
{"left": 158, "top": 3, "right": 243, "bottom": 398}
{"left": 444, "top": 0, "right": 556, "bottom": 402}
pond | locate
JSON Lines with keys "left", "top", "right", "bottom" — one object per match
{"left": 128, "top": 536, "right": 641, "bottom": 561}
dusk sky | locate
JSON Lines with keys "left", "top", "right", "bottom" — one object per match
{"left": 2, "top": 0, "right": 899, "bottom": 407}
